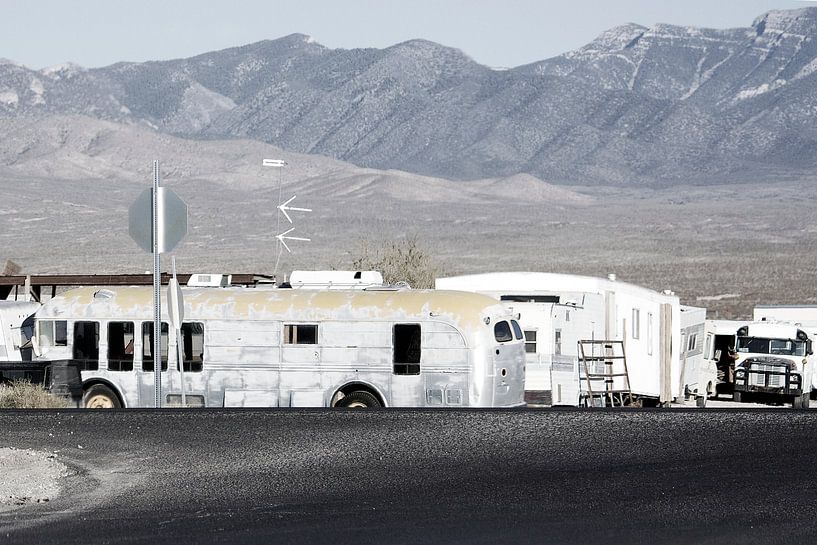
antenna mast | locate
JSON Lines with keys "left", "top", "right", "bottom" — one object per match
{"left": 262, "top": 159, "right": 312, "bottom": 278}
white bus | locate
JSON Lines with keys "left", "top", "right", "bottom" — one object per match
{"left": 732, "top": 321, "right": 813, "bottom": 408}
{"left": 29, "top": 286, "right": 526, "bottom": 408}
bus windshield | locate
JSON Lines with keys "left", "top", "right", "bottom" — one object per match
{"left": 736, "top": 336, "right": 807, "bottom": 356}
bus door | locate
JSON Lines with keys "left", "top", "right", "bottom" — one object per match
{"left": 280, "top": 323, "right": 321, "bottom": 404}
{"left": 391, "top": 323, "right": 424, "bottom": 406}
{"left": 166, "top": 322, "right": 206, "bottom": 407}
{"left": 138, "top": 322, "right": 169, "bottom": 406}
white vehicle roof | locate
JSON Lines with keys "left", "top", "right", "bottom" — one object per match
{"left": 35, "top": 286, "right": 510, "bottom": 330}
{"left": 706, "top": 319, "right": 746, "bottom": 336}
{"left": 0, "top": 300, "right": 41, "bottom": 324}
{"left": 437, "top": 272, "right": 678, "bottom": 304}
{"left": 742, "top": 321, "right": 809, "bottom": 340}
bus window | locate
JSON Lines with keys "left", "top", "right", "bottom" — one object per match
{"left": 393, "top": 323, "right": 421, "bottom": 375}
{"left": 494, "top": 321, "right": 513, "bottom": 343}
{"left": 284, "top": 324, "right": 318, "bottom": 344}
{"left": 107, "top": 322, "right": 134, "bottom": 372}
{"left": 38, "top": 320, "right": 68, "bottom": 347}
{"left": 73, "top": 321, "right": 100, "bottom": 370}
{"left": 511, "top": 320, "right": 523, "bottom": 340}
{"left": 142, "top": 322, "right": 169, "bottom": 372}
{"left": 180, "top": 322, "right": 204, "bottom": 372}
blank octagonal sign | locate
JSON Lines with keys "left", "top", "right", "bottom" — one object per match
{"left": 128, "top": 187, "right": 188, "bottom": 254}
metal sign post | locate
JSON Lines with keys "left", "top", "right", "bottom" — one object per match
{"left": 128, "top": 160, "right": 188, "bottom": 408}
{"left": 168, "top": 256, "right": 185, "bottom": 407}
{"left": 152, "top": 162, "right": 162, "bottom": 408}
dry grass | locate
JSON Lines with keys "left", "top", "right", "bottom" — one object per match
{"left": 0, "top": 380, "right": 74, "bottom": 409}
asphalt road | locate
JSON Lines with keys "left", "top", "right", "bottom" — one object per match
{"left": 2, "top": 408, "right": 816, "bottom": 545}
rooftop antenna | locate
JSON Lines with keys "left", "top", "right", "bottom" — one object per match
{"left": 262, "top": 159, "right": 312, "bottom": 277}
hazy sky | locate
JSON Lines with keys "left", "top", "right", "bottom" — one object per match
{"left": 1, "top": 0, "right": 812, "bottom": 70}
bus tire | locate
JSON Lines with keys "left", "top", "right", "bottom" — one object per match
{"left": 732, "top": 391, "right": 742, "bottom": 403}
{"left": 336, "top": 391, "right": 381, "bottom": 408}
{"left": 82, "top": 384, "right": 121, "bottom": 409}
{"left": 696, "top": 395, "right": 707, "bottom": 408}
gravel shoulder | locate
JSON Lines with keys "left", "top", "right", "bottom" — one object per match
{"left": 0, "top": 447, "right": 72, "bottom": 512}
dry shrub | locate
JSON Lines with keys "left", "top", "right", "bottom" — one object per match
{"left": 350, "top": 236, "right": 440, "bottom": 289}
{"left": 0, "top": 379, "right": 73, "bottom": 409}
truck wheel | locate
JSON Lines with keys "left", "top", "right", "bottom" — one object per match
{"left": 335, "top": 391, "right": 381, "bottom": 408}
{"left": 732, "top": 391, "right": 743, "bottom": 403}
{"left": 82, "top": 384, "right": 121, "bottom": 409}
{"left": 696, "top": 395, "right": 707, "bottom": 408}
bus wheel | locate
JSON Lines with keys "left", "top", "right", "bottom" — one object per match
{"left": 82, "top": 385, "right": 121, "bottom": 409}
{"left": 336, "top": 391, "right": 381, "bottom": 408}
{"left": 696, "top": 395, "right": 707, "bottom": 408}
{"left": 732, "top": 391, "right": 742, "bottom": 403}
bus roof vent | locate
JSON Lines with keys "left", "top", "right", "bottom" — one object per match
{"left": 187, "top": 274, "right": 232, "bottom": 287}
{"left": 94, "top": 289, "right": 116, "bottom": 299}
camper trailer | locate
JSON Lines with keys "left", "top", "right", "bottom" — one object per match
{"left": 28, "top": 286, "right": 526, "bottom": 409}
{"left": 680, "top": 306, "right": 718, "bottom": 407}
{"left": 437, "top": 272, "right": 709, "bottom": 406}
{"left": 703, "top": 319, "right": 744, "bottom": 396}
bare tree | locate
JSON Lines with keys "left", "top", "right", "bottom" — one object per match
{"left": 348, "top": 236, "right": 441, "bottom": 289}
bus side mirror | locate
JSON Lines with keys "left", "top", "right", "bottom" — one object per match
{"left": 807, "top": 340, "right": 813, "bottom": 356}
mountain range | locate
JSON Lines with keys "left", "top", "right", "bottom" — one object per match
{"left": 1, "top": 7, "right": 817, "bottom": 186}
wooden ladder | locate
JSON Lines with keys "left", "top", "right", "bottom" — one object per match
{"left": 578, "top": 340, "right": 633, "bottom": 407}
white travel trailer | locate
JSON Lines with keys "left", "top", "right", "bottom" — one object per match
{"left": 680, "top": 306, "right": 718, "bottom": 406}
{"left": 29, "top": 286, "right": 526, "bottom": 409}
{"left": 437, "top": 272, "right": 711, "bottom": 406}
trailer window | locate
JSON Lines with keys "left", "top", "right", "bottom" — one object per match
{"left": 107, "top": 322, "right": 134, "bottom": 372}
{"left": 179, "top": 322, "right": 204, "bottom": 372}
{"left": 524, "top": 330, "right": 537, "bottom": 354}
{"left": 555, "top": 329, "right": 562, "bottom": 356}
{"left": 73, "top": 321, "right": 99, "bottom": 371}
{"left": 142, "top": 322, "right": 169, "bottom": 372}
{"left": 284, "top": 324, "right": 317, "bottom": 345}
{"left": 494, "top": 321, "right": 513, "bottom": 343}
{"left": 632, "top": 309, "right": 640, "bottom": 339}
{"left": 38, "top": 320, "right": 68, "bottom": 347}
{"left": 393, "top": 323, "right": 421, "bottom": 375}
{"left": 687, "top": 333, "right": 698, "bottom": 352}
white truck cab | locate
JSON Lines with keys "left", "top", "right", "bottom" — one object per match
{"left": 732, "top": 321, "right": 813, "bottom": 408}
